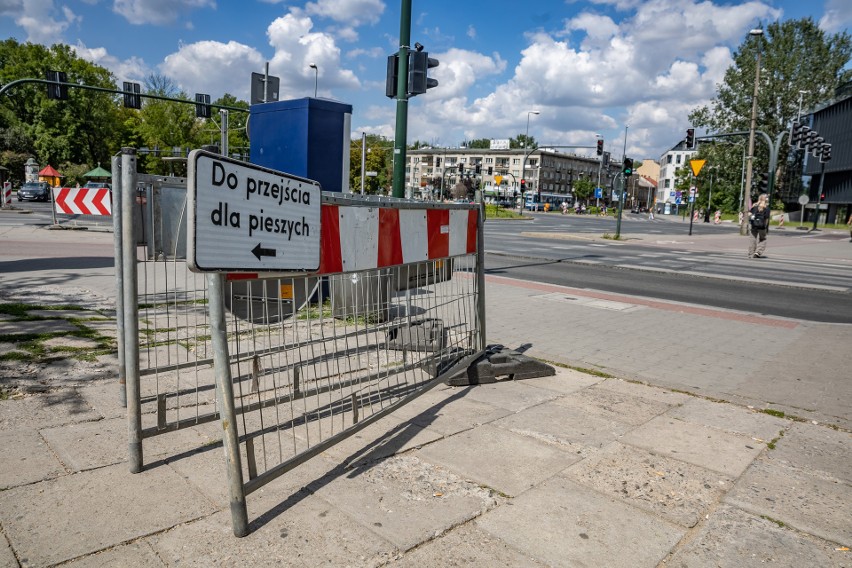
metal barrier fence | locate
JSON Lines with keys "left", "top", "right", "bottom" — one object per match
{"left": 114, "top": 148, "right": 485, "bottom": 536}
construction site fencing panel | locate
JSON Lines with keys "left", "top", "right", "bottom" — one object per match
{"left": 114, "top": 150, "right": 485, "bottom": 535}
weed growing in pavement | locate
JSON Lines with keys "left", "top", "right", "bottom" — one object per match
{"left": 766, "top": 430, "right": 785, "bottom": 450}
{"left": 760, "top": 515, "right": 786, "bottom": 528}
{"left": 0, "top": 303, "right": 85, "bottom": 319}
{"left": 762, "top": 408, "right": 786, "bottom": 418}
{"left": 547, "top": 360, "right": 615, "bottom": 379}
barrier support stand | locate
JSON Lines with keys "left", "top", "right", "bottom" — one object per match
{"left": 208, "top": 272, "right": 249, "bottom": 537}
{"left": 121, "top": 148, "right": 143, "bottom": 472}
{"left": 111, "top": 154, "right": 127, "bottom": 407}
{"left": 475, "top": 192, "right": 487, "bottom": 351}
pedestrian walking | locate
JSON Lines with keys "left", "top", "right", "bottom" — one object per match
{"left": 748, "top": 194, "right": 771, "bottom": 258}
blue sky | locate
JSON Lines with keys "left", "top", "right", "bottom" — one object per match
{"left": 2, "top": 0, "right": 850, "bottom": 160}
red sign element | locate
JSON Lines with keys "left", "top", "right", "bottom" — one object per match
{"left": 54, "top": 187, "right": 112, "bottom": 216}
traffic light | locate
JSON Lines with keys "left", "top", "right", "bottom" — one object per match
{"left": 821, "top": 143, "right": 832, "bottom": 163}
{"left": 685, "top": 128, "right": 695, "bottom": 149}
{"left": 790, "top": 121, "right": 803, "bottom": 146}
{"left": 521, "top": 179, "right": 526, "bottom": 191}
{"left": 475, "top": 164, "right": 481, "bottom": 175}
{"left": 487, "top": 166, "right": 493, "bottom": 175}
{"left": 457, "top": 164, "right": 463, "bottom": 176}
{"left": 408, "top": 51, "right": 439, "bottom": 96}
{"left": 123, "top": 81, "right": 141, "bottom": 109}
{"left": 596, "top": 139, "right": 604, "bottom": 156}
{"left": 810, "top": 136, "right": 824, "bottom": 157}
{"left": 385, "top": 53, "right": 399, "bottom": 98}
{"left": 622, "top": 158, "right": 633, "bottom": 175}
{"left": 758, "top": 172, "right": 769, "bottom": 193}
{"left": 45, "top": 70, "right": 68, "bottom": 100}
{"left": 804, "top": 130, "right": 818, "bottom": 150}
{"left": 194, "top": 93, "right": 211, "bottom": 118}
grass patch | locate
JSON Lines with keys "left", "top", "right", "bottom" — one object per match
{"left": 547, "top": 360, "right": 615, "bottom": 379}
{"left": 0, "top": 303, "right": 86, "bottom": 319}
{"left": 484, "top": 205, "right": 524, "bottom": 219}
{"left": 766, "top": 430, "right": 784, "bottom": 450}
{"left": 601, "top": 233, "right": 624, "bottom": 240}
{"left": 762, "top": 408, "right": 786, "bottom": 418}
{"left": 0, "top": 322, "right": 116, "bottom": 363}
{"left": 0, "top": 389, "right": 11, "bottom": 401}
{"left": 760, "top": 515, "right": 786, "bottom": 528}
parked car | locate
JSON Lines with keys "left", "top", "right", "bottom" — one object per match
{"left": 17, "top": 181, "right": 52, "bottom": 202}
{"left": 84, "top": 181, "right": 111, "bottom": 190}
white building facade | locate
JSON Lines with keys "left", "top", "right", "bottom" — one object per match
{"left": 405, "top": 148, "right": 617, "bottom": 201}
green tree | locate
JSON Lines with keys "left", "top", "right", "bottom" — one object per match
{"left": 466, "top": 138, "right": 491, "bottom": 149}
{"left": 572, "top": 178, "right": 595, "bottom": 204}
{"left": 689, "top": 18, "right": 851, "bottom": 209}
{"left": 349, "top": 135, "right": 393, "bottom": 194}
{"left": 510, "top": 134, "right": 537, "bottom": 149}
{"left": 0, "top": 40, "right": 122, "bottom": 169}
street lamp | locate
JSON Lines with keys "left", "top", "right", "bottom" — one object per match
{"left": 796, "top": 89, "right": 809, "bottom": 121}
{"left": 309, "top": 63, "right": 318, "bottom": 98}
{"left": 521, "top": 110, "right": 540, "bottom": 210}
{"left": 524, "top": 110, "right": 540, "bottom": 148}
{"left": 740, "top": 27, "right": 763, "bottom": 235}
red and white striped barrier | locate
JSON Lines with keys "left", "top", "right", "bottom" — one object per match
{"left": 714, "top": 210, "right": 721, "bottom": 224}
{"left": 53, "top": 186, "right": 112, "bottom": 216}
{"left": 777, "top": 214, "right": 785, "bottom": 228}
{"left": 229, "top": 204, "right": 478, "bottom": 280}
{"left": 2, "top": 182, "right": 10, "bottom": 206}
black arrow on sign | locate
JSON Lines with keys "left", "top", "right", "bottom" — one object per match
{"left": 252, "top": 243, "right": 277, "bottom": 260}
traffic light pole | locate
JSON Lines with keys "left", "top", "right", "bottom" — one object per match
{"left": 391, "top": 0, "right": 412, "bottom": 198}
{"left": 812, "top": 160, "right": 826, "bottom": 231}
{"left": 0, "top": 77, "right": 248, "bottom": 113}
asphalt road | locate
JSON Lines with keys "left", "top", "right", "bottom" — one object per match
{"left": 484, "top": 212, "right": 852, "bottom": 324}
{"left": 485, "top": 253, "right": 852, "bottom": 323}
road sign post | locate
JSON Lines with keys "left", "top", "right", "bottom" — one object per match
{"left": 187, "top": 150, "right": 322, "bottom": 273}
{"left": 798, "top": 194, "right": 809, "bottom": 229}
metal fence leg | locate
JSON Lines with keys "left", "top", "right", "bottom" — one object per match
{"left": 476, "top": 198, "right": 487, "bottom": 351}
{"left": 111, "top": 154, "right": 126, "bottom": 408}
{"left": 121, "top": 148, "right": 143, "bottom": 473}
{"left": 208, "top": 273, "right": 249, "bottom": 537}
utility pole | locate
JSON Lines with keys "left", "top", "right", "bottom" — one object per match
{"left": 741, "top": 28, "right": 764, "bottom": 235}
{"left": 391, "top": 0, "right": 412, "bottom": 198}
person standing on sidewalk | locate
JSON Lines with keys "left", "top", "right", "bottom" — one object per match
{"left": 748, "top": 194, "right": 771, "bottom": 258}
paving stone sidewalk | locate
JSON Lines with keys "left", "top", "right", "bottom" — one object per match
{"left": 0, "top": 309, "right": 849, "bottom": 567}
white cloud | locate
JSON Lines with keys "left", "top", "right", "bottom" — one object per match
{"left": 820, "top": 0, "right": 852, "bottom": 33}
{"left": 112, "top": 0, "right": 215, "bottom": 26}
{"left": 160, "top": 40, "right": 264, "bottom": 98}
{"left": 11, "top": 0, "right": 79, "bottom": 44}
{"left": 304, "top": 0, "right": 385, "bottom": 27}
{"left": 266, "top": 12, "right": 361, "bottom": 98}
{"left": 416, "top": 0, "right": 783, "bottom": 158}
{"left": 72, "top": 42, "right": 150, "bottom": 82}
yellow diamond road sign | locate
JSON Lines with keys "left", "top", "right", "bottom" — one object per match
{"left": 689, "top": 159, "right": 706, "bottom": 176}
{"left": 494, "top": 175, "right": 503, "bottom": 185}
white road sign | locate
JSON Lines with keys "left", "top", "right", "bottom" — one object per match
{"left": 187, "top": 150, "right": 322, "bottom": 273}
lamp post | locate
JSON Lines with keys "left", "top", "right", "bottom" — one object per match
{"left": 740, "top": 27, "right": 763, "bottom": 235}
{"left": 524, "top": 110, "right": 540, "bottom": 147}
{"left": 519, "top": 110, "right": 539, "bottom": 212}
{"left": 309, "top": 63, "right": 318, "bottom": 98}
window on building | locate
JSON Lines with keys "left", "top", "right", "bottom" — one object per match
{"left": 676, "top": 155, "right": 682, "bottom": 164}
{"left": 664, "top": 178, "right": 670, "bottom": 188}
{"left": 667, "top": 155, "right": 672, "bottom": 164}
